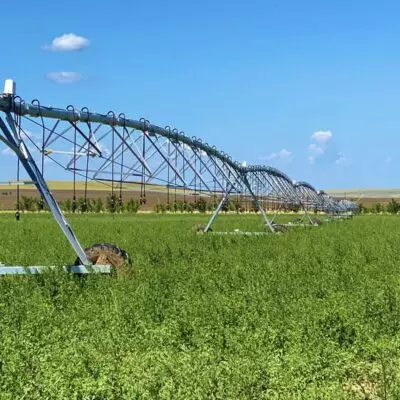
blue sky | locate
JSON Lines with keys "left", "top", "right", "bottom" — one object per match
{"left": 1, "top": 0, "right": 400, "bottom": 189}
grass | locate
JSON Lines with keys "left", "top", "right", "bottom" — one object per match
{"left": 0, "top": 213, "right": 400, "bottom": 398}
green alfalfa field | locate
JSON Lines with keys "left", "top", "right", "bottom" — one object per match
{"left": 0, "top": 213, "right": 400, "bottom": 399}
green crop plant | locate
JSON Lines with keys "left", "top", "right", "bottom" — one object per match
{"left": 0, "top": 214, "right": 399, "bottom": 398}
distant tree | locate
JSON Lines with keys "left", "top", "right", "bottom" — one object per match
{"left": 221, "top": 197, "right": 230, "bottom": 213}
{"left": 285, "top": 203, "right": 300, "bottom": 213}
{"left": 35, "top": 197, "right": 48, "bottom": 211}
{"left": 175, "top": 201, "right": 185, "bottom": 212}
{"left": 372, "top": 202, "right": 385, "bottom": 214}
{"left": 251, "top": 200, "right": 260, "bottom": 213}
{"left": 76, "top": 197, "right": 87, "bottom": 213}
{"left": 21, "top": 196, "right": 36, "bottom": 212}
{"left": 36, "top": 197, "right": 45, "bottom": 211}
{"left": 187, "top": 203, "right": 195, "bottom": 213}
{"left": 126, "top": 199, "right": 140, "bottom": 213}
{"left": 106, "top": 193, "right": 120, "bottom": 213}
{"left": 206, "top": 201, "right": 214, "bottom": 212}
{"left": 94, "top": 198, "right": 104, "bottom": 213}
{"left": 357, "top": 203, "right": 367, "bottom": 214}
{"left": 119, "top": 198, "right": 126, "bottom": 213}
{"left": 63, "top": 198, "right": 72, "bottom": 212}
{"left": 233, "top": 199, "right": 243, "bottom": 214}
{"left": 195, "top": 197, "right": 207, "bottom": 213}
{"left": 71, "top": 197, "right": 77, "bottom": 213}
{"left": 387, "top": 198, "right": 400, "bottom": 214}
{"left": 154, "top": 202, "right": 168, "bottom": 213}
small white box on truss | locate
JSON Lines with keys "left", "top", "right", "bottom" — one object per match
{"left": 3, "top": 79, "right": 16, "bottom": 95}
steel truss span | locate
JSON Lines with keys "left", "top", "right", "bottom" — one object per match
{"left": 0, "top": 81, "right": 356, "bottom": 270}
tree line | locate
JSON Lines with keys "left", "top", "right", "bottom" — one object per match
{"left": 357, "top": 198, "right": 400, "bottom": 214}
{"left": 5, "top": 194, "right": 400, "bottom": 215}
{"left": 10, "top": 194, "right": 140, "bottom": 214}
{"left": 6, "top": 194, "right": 301, "bottom": 214}
{"left": 153, "top": 197, "right": 302, "bottom": 214}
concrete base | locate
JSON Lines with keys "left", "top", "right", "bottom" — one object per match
{"left": 0, "top": 265, "right": 111, "bottom": 275}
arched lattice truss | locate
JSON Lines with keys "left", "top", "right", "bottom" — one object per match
{"left": 0, "top": 82, "right": 356, "bottom": 268}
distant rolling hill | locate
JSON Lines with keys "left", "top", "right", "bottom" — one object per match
{"left": 326, "top": 189, "right": 400, "bottom": 206}
{"left": 0, "top": 181, "right": 398, "bottom": 207}
{"left": 326, "top": 189, "right": 400, "bottom": 199}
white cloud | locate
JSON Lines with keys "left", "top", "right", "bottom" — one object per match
{"left": 308, "top": 144, "right": 324, "bottom": 155}
{"left": 263, "top": 148, "right": 292, "bottom": 160}
{"left": 20, "top": 129, "right": 34, "bottom": 138}
{"left": 44, "top": 33, "right": 90, "bottom": 52}
{"left": 385, "top": 156, "right": 392, "bottom": 164}
{"left": 1, "top": 145, "right": 36, "bottom": 156}
{"left": 46, "top": 72, "right": 82, "bottom": 84}
{"left": 307, "top": 130, "right": 333, "bottom": 163}
{"left": 311, "top": 130, "right": 332, "bottom": 143}
{"left": 98, "top": 143, "right": 111, "bottom": 157}
{"left": 335, "top": 153, "right": 346, "bottom": 164}
{"left": 242, "top": 161, "right": 247, "bottom": 167}
{"left": 307, "top": 144, "right": 324, "bottom": 163}
{"left": 1, "top": 147, "right": 16, "bottom": 156}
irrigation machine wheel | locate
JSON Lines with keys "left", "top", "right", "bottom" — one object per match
{"left": 75, "top": 243, "right": 132, "bottom": 275}
{"left": 312, "top": 218, "right": 323, "bottom": 226}
{"left": 272, "top": 224, "right": 288, "bottom": 233}
{"left": 193, "top": 224, "right": 212, "bottom": 233}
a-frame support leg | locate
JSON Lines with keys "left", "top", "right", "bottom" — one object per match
{"left": 204, "top": 186, "right": 233, "bottom": 233}
{"left": 0, "top": 113, "right": 91, "bottom": 266}
{"left": 242, "top": 175, "right": 275, "bottom": 233}
{"left": 298, "top": 202, "right": 314, "bottom": 225}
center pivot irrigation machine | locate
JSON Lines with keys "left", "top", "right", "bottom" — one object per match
{"left": 0, "top": 79, "right": 357, "bottom": 275}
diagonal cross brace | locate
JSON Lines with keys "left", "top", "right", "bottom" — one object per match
{"left": 0, "top": 113, "right": 91, "bottom": 265}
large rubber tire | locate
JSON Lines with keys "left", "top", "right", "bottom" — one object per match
{"left": 272, "top": 224, "right": 288, "bottom": 233}
{"left": 193, "top": 224, "right": 212, "bottom": 233}
{"left": 74, "top": 243, "right": 131, "bottom": 273}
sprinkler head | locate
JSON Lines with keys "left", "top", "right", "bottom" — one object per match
{"left": 3, "top": 79, "right": 16, "bottom": 96}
